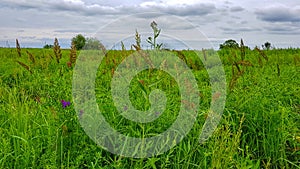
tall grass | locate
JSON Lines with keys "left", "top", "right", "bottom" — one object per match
{"left": 0, "top": 46, "right": 299, "bottom": 168}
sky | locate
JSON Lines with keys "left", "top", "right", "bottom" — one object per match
{"left": 0, "top": 0, "right": 300, "bottom": 49}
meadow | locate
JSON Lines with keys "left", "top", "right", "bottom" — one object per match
{"left": 0, "top": 45, "right": 299, "bottom": 168}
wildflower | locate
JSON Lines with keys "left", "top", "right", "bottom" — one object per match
{"left": 61, "top": 100, "right": 70, "bottom": 108}
{"left": 123, "top": 106, "right": 128, "bottom": 111}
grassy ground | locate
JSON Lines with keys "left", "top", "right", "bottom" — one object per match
{"left": 0, "top": 47, "right": 299, "bottom": 168}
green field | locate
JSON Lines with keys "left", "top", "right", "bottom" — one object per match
{"left": 0, "top": 47, "right": 299, "bottom": 168}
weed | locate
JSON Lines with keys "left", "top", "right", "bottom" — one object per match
{"left": 16, "top": 39, "right": 21, "bottom": 57}
{"left": 68, "top": 42, "right": 77, "bottom": 67}
{"left": 16, "top": 60, "right": 32, "bottom": 74}
{"left": 26, "top": 50, "right": 35, "bottom": 64}
{"left": 53, "top": 38, "right": 62, "bottom": 64}
{"left": 132, "top": 29, "right": 141, "bottom": 51}
{"left": 0, "top": 42, "right": 299, "bottom": 168}
{"left": 147, "top": 21, "right": 163, "bottom": 50}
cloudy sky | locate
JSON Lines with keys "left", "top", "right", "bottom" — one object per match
{"left": 1, "top": 0, "right": 299, "bottom": 49}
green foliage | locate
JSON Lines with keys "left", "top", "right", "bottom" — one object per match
{"left": 147, "top": 21, "right": 163, "bottom": 50}
{"left": 83, "top": 37, "right": 104, "bottom": 50}
{"left": 71, "top": 34, "right": 86, "bottom": 50}
{"left": 43, "top": 44, "right": 53, "bottom": 49}
{"left": 0, "top": 47, "right": 299, "bottom": 168}
{"left": 263, "top": 41, "right": 272, "bottom": 50}
{"left": 220, "top": 39, "right": 239, "bottom": 49}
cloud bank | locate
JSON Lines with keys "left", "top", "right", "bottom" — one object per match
{"left": 0, "top": 0, "right": 299, "bottom": 49}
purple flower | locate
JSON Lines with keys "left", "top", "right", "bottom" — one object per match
{"left": 61, "top": 100, "right": 70, "bottom": 108}
{"left": 123, "top": 106, "right": 128, "bottom": 111}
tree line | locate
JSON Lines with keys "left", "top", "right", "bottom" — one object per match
{"left": 44, "top": 35, "right": 273, "bottom": 51}
{"left": 44, "top": 34, "right": 105, "bottom": 50}
{"left": 220, "top": 39, "right": 272, "bottom": 50}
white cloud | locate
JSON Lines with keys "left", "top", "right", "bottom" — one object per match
{"left": 230, "top": 6, "right": 244, "bottom": 12}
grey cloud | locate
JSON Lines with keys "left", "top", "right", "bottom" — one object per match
{"left": 37, "top": 37, "right": 55, "bottom": 41}
{"left": 241, "top": 21, "right": 248, "bottom": 24}
{"left": 236, "top": 27, "right": 261, "bottom": 32}
{"left": 20, "top": 36, "right": 37, "bottom": 39}
{"left": 255, "top": 5, "right": 300, "bottom": 22}
{"left": 263, "top": 24, "right": 300, "bottom": 35}
{"left": 230, "top": 6, "right": 244, "bottom": 12}
{"left": 1, "top": 0, "right": 216, "bottom": 17}
{"left": 36, "top": 37, "right": 72, "bottom": 48}
{"left": 54, "top": 29, "right": 94, "bottom": 33}
{"left": 148, "top": 3, "right": 217, "bottom": 16}
{"left": 133, "top": 12, "right": 166, "bottom": 19}
{"left": 224, "top": 1, "right": 233, "bottom": 5}
{"left": 0, "top": 0, "right": 118, "bottom": 15}
{"left": 231, "top": 15, "right": 241, "bottom": 20}
{"left": 1, "top": 0, "right": 49, "bottom": 10}
{"left": 220, "top": 27, "right": 261, "bottom": 34}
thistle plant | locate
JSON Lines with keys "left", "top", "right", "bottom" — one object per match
{"left": 147, "top": 21, "right": 163, "bottom": 50}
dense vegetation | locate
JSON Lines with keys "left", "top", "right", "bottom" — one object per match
{"left": 0, "top": 46, "right": 299, "bottom": 168}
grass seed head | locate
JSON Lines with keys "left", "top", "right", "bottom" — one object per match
{"left": 53, "top": 38, "right": 62, "bottom": 64}
{"left": 16, "top": 39, "right": 21, "bottom": 57}
{"left": 26, "top": 50, "right": 35, "bottom": 64}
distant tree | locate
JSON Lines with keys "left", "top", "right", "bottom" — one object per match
{"left": 263, "top": 42, "right": 271, "bottom": 50}
{"left": 71, "top": 34, "right": 86, "bottom": 50}
{"left": 43, "top": 44, "right": 53, "bottom": 49}
{"left": 83, "top": 37, "right": 105, "bottom": 50}
{"left": 220, "top": 39, "right": 239, "bottom": 49}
